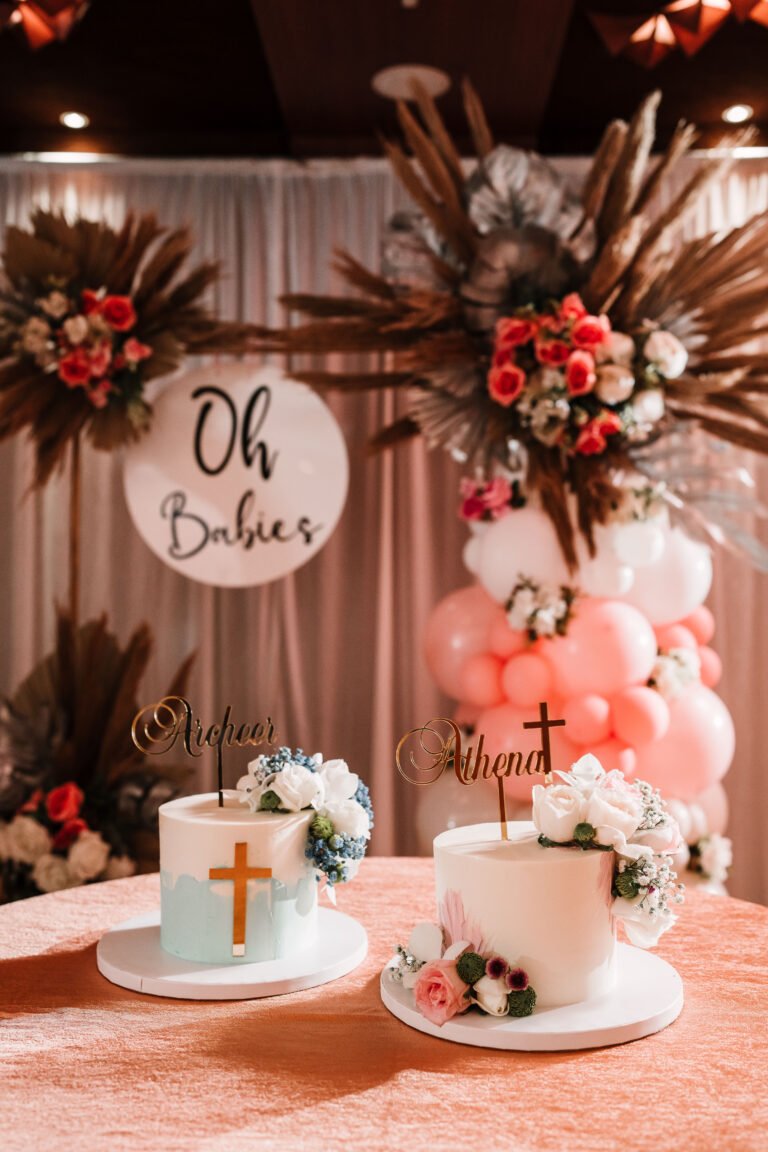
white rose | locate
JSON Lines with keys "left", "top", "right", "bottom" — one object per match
{"left": 533, "top": 607, "right": 556, "bottom": 637}
{"left": 532, "top": 784, "right": 587, "bottom": 842}
{"left": 472, "top": 975, "right": 510, "bottom": 1017}
{"left": 558, "top": 753, "right": 606, "bottom": 794}
{"left": 406, "top": 921, "right": 444, "bottom": 970}
{"left": 67, "top": 830, "right": 110, "bottom": 882}
{"left": 269, "top": 763, "right": 323, "bottom": 812}
{"left": 612, "top": 894, "right": 676, "bottom": 948}
{"left": 6, "top": 815, "right": 51, "bottom": 864}
{"left": 597, "top": 330, "right": 635, "bottom": 367}
{"left": 104, "top": 855, "right": 136, "bottom": 880}
{"left": 595, "top": 363, "right": 635, "bottom": 404}
{"left": 631, "top": 389, "right": 665, "bottom": 426}
{"left": 322, "top": 797, "right": 370, "bottom": 839}
{"left": 32, "top": 853, "right": 73, "bottom": 893}
{"left": 319, "top": 758, "right": 359, "bottom": 804}
{"left": 645, "top": 330, "right": 688, "bottom": 379}
{"left": 631, "top": 818, "right": 682, "bottom": 855}
{"left": 507, "top": 586, "right": 536, "bottom": 630}
{"left": 586, "top": 786, "right": 644, "bottom": 845}
{"left": 62, "top": 315, "right": 90, "bottom": 345}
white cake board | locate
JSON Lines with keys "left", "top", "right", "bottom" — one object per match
{"left": 97, "top": 907, "right": 367, "bottom": 1000}
{"left": 380, "top": 942, "right": 683, "bottom": 1051}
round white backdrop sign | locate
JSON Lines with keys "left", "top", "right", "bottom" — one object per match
{"left": 123, "top": 363, "right": 349, "bottom": 586}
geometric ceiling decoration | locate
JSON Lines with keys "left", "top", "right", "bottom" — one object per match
{"left": 0, "top": 1, "right": 89, "bottom": 50}
{"left": 589, "top": 0, "right": 767, "bottom": 66}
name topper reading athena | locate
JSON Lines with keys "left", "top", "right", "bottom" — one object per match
{"left": 396, "top": 702, "right": 565, "bottom": 840}
{"left": 131, "top": 695, "right": 276, "bottom": 807}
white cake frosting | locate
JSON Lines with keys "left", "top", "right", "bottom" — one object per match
{"left": 434, "top": 821, "right": 616, "bottom": 1007}
{"left": 159, "top": 792, "right": 317, "bottom": 964}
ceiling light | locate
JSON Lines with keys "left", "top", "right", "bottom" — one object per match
{"left": 59, "top": 111, "right": 90, "bottom": 129}
{"left": 371, "top": 64, "right": 451, "bottom": 101}
{"left": 722, "top": 103, "right": 754, "bottom": 123}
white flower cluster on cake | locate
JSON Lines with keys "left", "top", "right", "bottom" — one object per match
{"left": 533, "top": 754, "right": 684, "bottom": 948}
{"left": 236, "top": 748, "right": 373, "bottom": 887}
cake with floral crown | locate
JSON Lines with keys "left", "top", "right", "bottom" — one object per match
{"left": 389, "top": 755, "right": 683, "bottom": 1023}
{"left": 159, "top": 748, "right": 373, "bottom": 965}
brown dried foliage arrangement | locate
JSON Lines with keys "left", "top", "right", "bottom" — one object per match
{"left": 257, "top": 81, "right": 768, "bottom": 563}
{"left": 0, "top": 210, "right": 257, "bottom": 487}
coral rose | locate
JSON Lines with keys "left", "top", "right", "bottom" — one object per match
{"left": 574, "top": 422, "right": 607, "bottom": 456}
{"left": 46, "top": 782, "right": 84, "bottom": 824}
{"left": 100, "top": 295, "right": 137, "bottom": 332}
{"left": 571, "top": 313, "right": 610, "bottom": 349}
{"left": 534, "top": 338, "right": 570, "bottom": 366}
{"left": 495, "top": 316, "right": 537, "bottom": 349}
{"left": 488, "top": 361, "right": 526, "bottom": 406}
{"left": 123, "top": 337, "right": 153, "bottom": 365}
{"left": 81, "top": 289, "right": 102, "bottom": 315}
{"left": 58, "top": 348, "right": 92, "bottom": 388}
{"left": 559, "top": 292, "right": 587, "bottom": 322}
{"left": 413, "top": 959, "right": 470, "bottom": 1026}
{"left": 52, "top": 817, "right": 88, "bottom": 851}
{"left": 565, "top": 350, "right": 596, "bottom": 396}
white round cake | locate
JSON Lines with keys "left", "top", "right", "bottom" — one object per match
{"left": 434, "top": 821, "right": 616, "bottom": 1007}
{"left": 159, "top": 792, "right": 317, "bottom": 964}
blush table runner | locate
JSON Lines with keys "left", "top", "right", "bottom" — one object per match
{"left": 1, "top": 859, "right": 766, "bottom": 1152}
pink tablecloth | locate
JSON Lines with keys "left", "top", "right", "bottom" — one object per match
{"left": 1, "top": 859, "right": 767, "bottom": 1152}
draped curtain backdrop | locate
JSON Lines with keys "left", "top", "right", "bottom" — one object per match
{"left": 0, "top": 154, "right": 766, "bottom": 904}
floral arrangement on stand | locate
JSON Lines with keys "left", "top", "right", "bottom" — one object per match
{"left": 0, "top": 611, "right": 193, "bottom": 901}
{"left": 256, "top": 81, "right": 767, "bottom": 888}
{"left": 0, "top": 209, "right": 256, "bottom": 484}
{"left": 389, "top": 921, "right": 537, "bottom": 1025}
{"left": 236, "top": 747, "right": 374, "bottom": 890}
{"left": 531, "top": 754, "right": 684, "bottom": 947}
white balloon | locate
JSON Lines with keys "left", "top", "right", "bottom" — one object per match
{"left": 575, "top": 528, "right": 635, "bottom": 597}
{"left": 462, "top": 534, "right": 482, "bottom": 576}
{"left": 622, "top": 526, "right": 712, "bottom": 625}
{"left": 477, "top": 506, "right": 570, "bottom": 604}
{"left": 123, "top": 363, "right": 348, "bottom": 587}
{"left": 611, "top": 520, "right": 666, "bottom": 569}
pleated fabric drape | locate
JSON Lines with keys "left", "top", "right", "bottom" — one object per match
{"left": 0, "top": 154, "right": 766, "bottom": 903}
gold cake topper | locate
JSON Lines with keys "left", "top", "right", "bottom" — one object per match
{"left": 396, "top": 701, "right": 565, "bottom": 841}
{"left": 131, "top": 694, "right": 277, "bottom": 807}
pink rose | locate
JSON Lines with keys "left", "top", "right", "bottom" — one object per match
{"left": 460, "top": 495, "right": 486, "bottom": 521}
{"left": 559, "top": 292, "right": 587, "bottom": 322}
{"left": 122, "top": 337, "right": 153, "bottom": 365}
{"left": 488, "top": 361, "right": 526, "bottom": 406}
{"left": 574, "top": 421, "right": 607, "bottom": 456}
{"left": 413, "top": 959, "right": 470, "bottom": 1026}
{"left": 88, "top": 342, "right": 112, "bottom": 378}
{"left": 595, "top": 410, "right": 622, "bottom": 437}
{"left": 571, "top": 314, "right": 610, "bottom": 350}
{"left": 88, "top": 380, "right": 113, "bottom": 409}
{"left": 100, "top": 295, "right": 137, "bottom": 332}
{"left": 58, "top": 348, "right": 91, "bottom": 388}
{"left": 495, "top": 315, "right": 537, "bottom": 349}
{"left": 481, "top": 476, "right": 512, "bottom": 517}
{"left": 565, "top": 350, "right": 596, "bottom": 396}
{"left": 534, "top": 338, "right": 570, "bottom": 366}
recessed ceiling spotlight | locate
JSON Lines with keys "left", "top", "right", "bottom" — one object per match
{"left": 59, "top": 111, "right": 90, "bottom": 130}
{"left": 371, "top": 64, "right": 450, "bottom": 102}
{"left": 722, "top": 104, "right": 754, "bottom": 124}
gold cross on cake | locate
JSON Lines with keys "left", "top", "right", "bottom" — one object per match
{"left": 209, "top": 843, "right": 272, "bottom": 957}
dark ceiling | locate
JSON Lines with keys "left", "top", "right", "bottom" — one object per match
{"left": 0, "top": 0, "right": 766, "bottom": 158}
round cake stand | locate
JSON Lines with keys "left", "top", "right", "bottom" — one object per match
{"left": 97, "top": 907, "right": 367, "bottom": 1000}
{"left": 380, "top": 943, "right": 683, "bottom": 1051}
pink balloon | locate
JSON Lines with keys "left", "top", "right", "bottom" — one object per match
{"left": 561, "top": 694, "right": 612, "bottom": 745}
{"left": 544, "top": 599, "right": 657, "bottom": 698}
{"left": 472, "top": 700, "right": 580, "bottom": 802}
{"left": 699, "top": 645, "right": 722, "bottom": 688}
{"left": 424, "top": 586, "right": 506, "bottom": 700}
{"left": 654, "top": 624, "right": 697, "bottom": 651}
{"left": 695, "top": 782, "right": 729, "bottom": 836}
{"left": 488, "top": 617, "right": 527, "bottom": 660}
{"left": 459, "top": 653, "right": 505, "bottom": 708}
{"left": 681, "top": 606, "right": 715, "bottom": 646}
{"left": 611, "top": 687, "right": 670, "bottom": 747}
{"left": 501, "top": 652, "right": 553, "bottom": 708}
{"left": 633, "top": 683, "right": 735, "bottom": 800}
{"left": 589, "top": 738, "right": 637, "bottom": 778}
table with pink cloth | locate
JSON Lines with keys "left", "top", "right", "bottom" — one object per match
{"left": 1, "top": 858, "right": 767, "bottom": 1152}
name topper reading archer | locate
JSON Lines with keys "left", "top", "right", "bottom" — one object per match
{"left": 395, "top": 702, "right": 565, "bottom": 841}
{"left": 131, "top": 695, "right": 277, "bottom": 807}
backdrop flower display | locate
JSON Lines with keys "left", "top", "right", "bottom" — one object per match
{"left": 258, "top": 82, "right": 768, "bottom": 889}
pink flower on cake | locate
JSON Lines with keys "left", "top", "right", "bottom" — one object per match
{"left": 439, "top": 889, "right": 486, "bottom": 953}
{"left": 565, "top": 350, "right": 596, "bottom": 396}
{"left": 506, "top": 967, "right": 529, "bottom": 991}
{"left": 488, "top": 360, "right": 526, "bottom": 406}
{"left": 413, "top": 959, "right": 470, "bottom": 1026}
